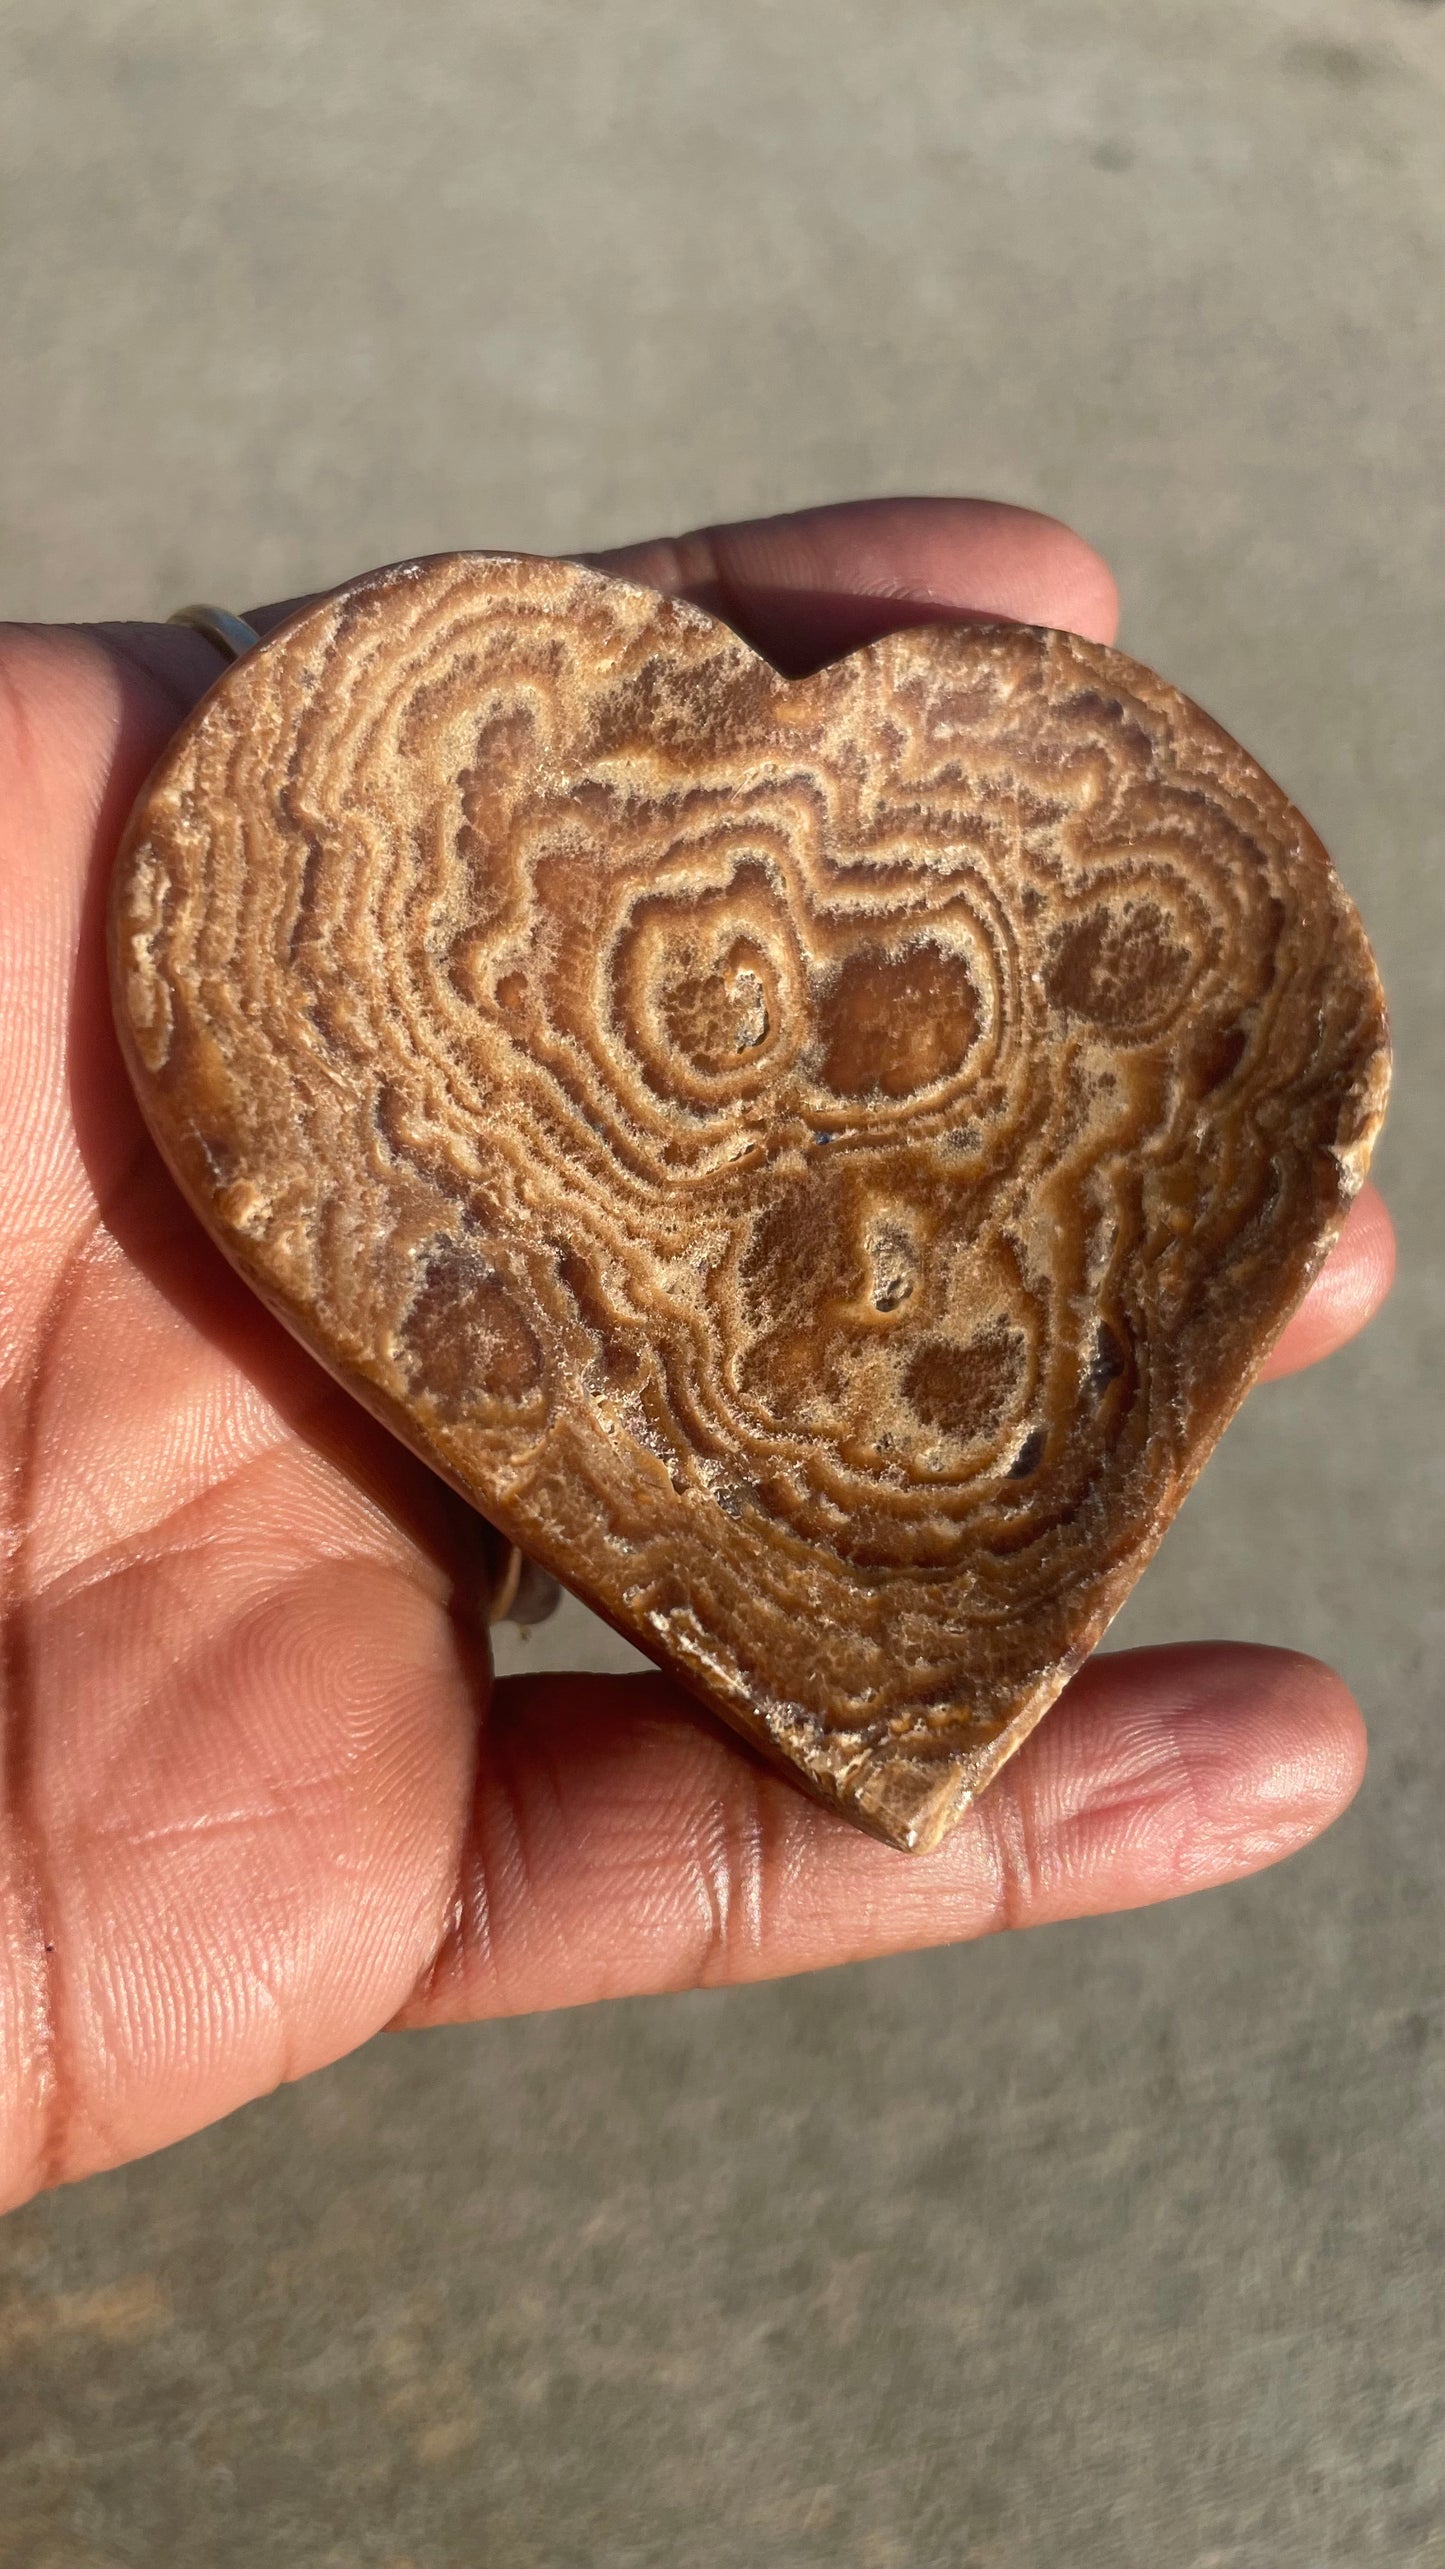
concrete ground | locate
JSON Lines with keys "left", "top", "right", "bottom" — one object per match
{"left": 1, "top": 2, "right": 1441, "bottom": 2562}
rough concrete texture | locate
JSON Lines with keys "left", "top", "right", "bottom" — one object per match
{"left": 0, "top": 2, "right": 1441, "bottom": 2563}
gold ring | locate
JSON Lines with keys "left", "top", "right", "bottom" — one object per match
{"left": 167, "top": 604, "right": 261, "bottom": 664}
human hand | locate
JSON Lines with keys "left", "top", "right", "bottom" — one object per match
{"left": 0, "top": 500, "right": 1394, "bottom": 2211}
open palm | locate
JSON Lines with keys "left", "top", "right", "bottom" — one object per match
{"left": 0, "top": 500, "right": 1393, "bottom": 2211}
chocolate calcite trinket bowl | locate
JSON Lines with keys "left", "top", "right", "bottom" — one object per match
{"left": 111, "top": 554, "right": 1389, "bottom": 1849}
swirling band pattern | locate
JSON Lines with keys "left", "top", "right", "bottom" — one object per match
{"left": 112, "top": 554, "right": 1389, "bottom": 1847}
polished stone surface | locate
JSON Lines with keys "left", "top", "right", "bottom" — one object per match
{"left": 116, "top": 555, "right": 1388, "bottom": 1847}
{"left": 1, "top": 2, "right": 1441, "bottom": 2562}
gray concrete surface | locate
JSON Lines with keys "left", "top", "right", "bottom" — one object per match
{"left": 1, "top": 2, "right": 1442, "bottom": 2562}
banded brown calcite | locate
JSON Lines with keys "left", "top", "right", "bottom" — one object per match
{"left": 111, "top": 554, "right": 1389, "bottom": 1849}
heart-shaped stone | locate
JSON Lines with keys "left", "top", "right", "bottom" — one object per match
{"left": 111, "top": 554, "right": 1389, "bottom": 1848}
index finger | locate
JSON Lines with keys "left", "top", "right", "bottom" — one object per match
{"left": 591, "top": 492, "right": 1120, "bottom": 668}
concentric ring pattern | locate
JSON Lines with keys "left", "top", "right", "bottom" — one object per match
{"left": 111, "top": 554, "right": 1390, "bottom": 1847}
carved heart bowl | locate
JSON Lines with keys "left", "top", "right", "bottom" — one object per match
{"left": 110, "top": 554, "right": 1389, "bottom": 1848}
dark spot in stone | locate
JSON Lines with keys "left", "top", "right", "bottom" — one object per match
{"left": 1044, "top": 899, "right": 1192, "bottom": 1033}
{"left": 196, "top": 1133, "right": 238, "bottom": 1190}
{"left": 904, "top": 1323, "right": 1025, "bottom": 1442}
{"left": 1008, "top": 1425, "right": 1048, "bottom": 1479}
{"left": 1195, "top": 1019, "right": 1248, "bottom": 1092}
{"left": 1091, "top": 140, "right": 1134, "bottom": 171}
{"left": 818, "top": 940, "right": 981, "bottom": 1097}
{"left": 1088, "top": 1320, "right": 1129, "bottom": 1395}
{"left": 400, "top": 1238, "right": 543, "bottom": 1418}
{"left": 739, "top": 1171, "right": 855, "bottom": 1339}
